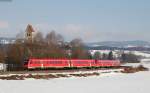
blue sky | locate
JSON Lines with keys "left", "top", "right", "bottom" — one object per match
{"left": 0, "top": 0, "right": 150, "bottom": 42}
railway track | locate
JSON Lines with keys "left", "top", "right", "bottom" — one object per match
{"left": 1, "top": 66, "right": 131, "bottom": 75}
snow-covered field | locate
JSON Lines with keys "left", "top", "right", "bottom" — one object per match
{"left": 0, "top": 62, "right": 149, "bottom": 93}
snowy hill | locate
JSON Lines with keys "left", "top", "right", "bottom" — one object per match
{"left": 85, "top": 41, "right": 150, "bottom": 51}
{"left": 0, "top": 37, "right": 15, "bottom": 44}
{"left": 86, "top": 41, "right": 150, "bottom": 48}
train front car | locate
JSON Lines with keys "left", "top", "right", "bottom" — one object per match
{"left": 27, "top": 58, "right": 70, "bottom": 69}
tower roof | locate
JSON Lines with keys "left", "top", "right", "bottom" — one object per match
{"left": 26, "top": 24, "right": 35, "bottom": 33}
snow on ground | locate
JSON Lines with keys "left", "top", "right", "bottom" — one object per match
{"left": 0, "top": 62, "right": 149, "bottom": 93}
{"left": 141, "top": 58, "right": 150, "bottom": 63}
{"left": 0, "top": 69, "right": 122, "bottom": 77}
{"left": 122, "top": 63, "right": 143, "bottom": 67}
{"left": 132, "top": 51, "right": 150, "bottom": 58}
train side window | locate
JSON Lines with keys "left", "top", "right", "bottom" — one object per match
{"left": 58, "top": 61, "right": 62, "bottom": 64}
{"left": 35, "top": 61, "right": 39, "bottom": 64}
{"left": 76, "top": 61, "right": 86, "bottom": 64}
{"left": 40, "top": 61, "right": 43, "bottom": 64}
{"left": 55, "top": 61, "right": 58, "bottom": 64}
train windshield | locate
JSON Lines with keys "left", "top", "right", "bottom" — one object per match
{"left": 24, "top": 59, "right": 29, "bottom": 65}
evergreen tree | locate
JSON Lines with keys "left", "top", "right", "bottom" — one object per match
{"left": 108, "top": 51, "right": 113, "bottom": 60}
{"left": 93, "top": 51, "right": 101, "bottom": 60}
{"left": 120, "top": 52, "right": 141, "bottom": 63}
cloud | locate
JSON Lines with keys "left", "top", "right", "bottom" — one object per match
{"left": 60, "top": 24, "right": 97, "bottom": 41}
{"left": 0, "top": 21, "right": 9, "bottom": 29}
{"left": 61, "top": 24, "right": 150, "bottom": 42}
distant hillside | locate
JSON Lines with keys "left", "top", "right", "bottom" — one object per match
{"left": 86, "top": 41, "right": 150, "bottom": 48}
{"left": 0, "top": 37, "right": 15, "bottom": 44}
{"left": 85, "top": 41, "right": 150, "bottom": 51}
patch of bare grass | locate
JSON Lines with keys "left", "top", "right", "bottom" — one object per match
{"left": 69, "top": 72, "right": 100, "bottom": 77}
{"left": 121, "top": 65, "right": 149, "bottom": 73}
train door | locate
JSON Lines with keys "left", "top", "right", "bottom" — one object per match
{"left": 40, "top": 60, "right": 44, "bottom": 68}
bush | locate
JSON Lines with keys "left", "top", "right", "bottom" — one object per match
{"left": 120, "top": 52, "right": 141, "bottom": 63}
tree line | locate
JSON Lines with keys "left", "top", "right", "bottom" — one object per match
{"left": 93, "top": 51, "right": 141, "bottom": 63}
{"left": 0, "top": 26, "right": 92, "bottom": 70}
{"left": 0, "top": 25, "right": 141, "bottom": 70}
{"left": 93, "top": 51, "right": 114, "bottom": 60}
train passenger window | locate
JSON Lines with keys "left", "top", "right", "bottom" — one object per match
{"left": 40, "top": 61, "right": 43, "bottom": 64}
{"left": 76, "top": 61, "right": 87, "bottom": 64}
{"left": 57, "top": 61, "right": 62, "bottom": 64}
{"left": 47, "top": 61, "right": 63, "bottom": 64}
{"left": 49, "top": 61, "right": 52, "bottom": 64}
{"left": 35, "top": 61, "right": 40, "bottom": 64}
{"left": 53, "top": 61, "right": 62, "bottom": 64}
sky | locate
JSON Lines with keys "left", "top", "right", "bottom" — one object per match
{"left": 0, "top": 0, "right": 150, "bottom": 42}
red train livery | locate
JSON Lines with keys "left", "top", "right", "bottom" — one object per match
{"left": 24, "top": 58, "right": 120, "bottom": 69}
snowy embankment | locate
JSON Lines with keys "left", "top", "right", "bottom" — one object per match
{"left": 0, "top": 62, "right": 149, "bottom": 93}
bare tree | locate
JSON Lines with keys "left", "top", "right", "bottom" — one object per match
{"left": 16, "top": 31, "right": 25, "bottom": 40}
{"left": 33, "top": 31, "right": 44, "bottom": 44}
{"left": 45, "top": 30, "right": 57, "bottom": 45}
{"left": 70, "top": 38, "right": 83, "bottom": 47}
{"left": 0, "top": 49, "right": 5, "bottom": 63}
{"left": 102, "top": 53, "right": 108, "bottom": 60}
{"left": 70, "top": 38, "right": 90, "bottom": 59}
{"left": 7, "top": 43, "right": 25, "bottom": 70}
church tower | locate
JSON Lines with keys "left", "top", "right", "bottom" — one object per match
{"left": 25, "top": 24, "right": 35, "bottom": 42}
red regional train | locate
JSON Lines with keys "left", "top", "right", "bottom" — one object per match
{"left": 24, "top": 58, "right": 120, "bottom": 69}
